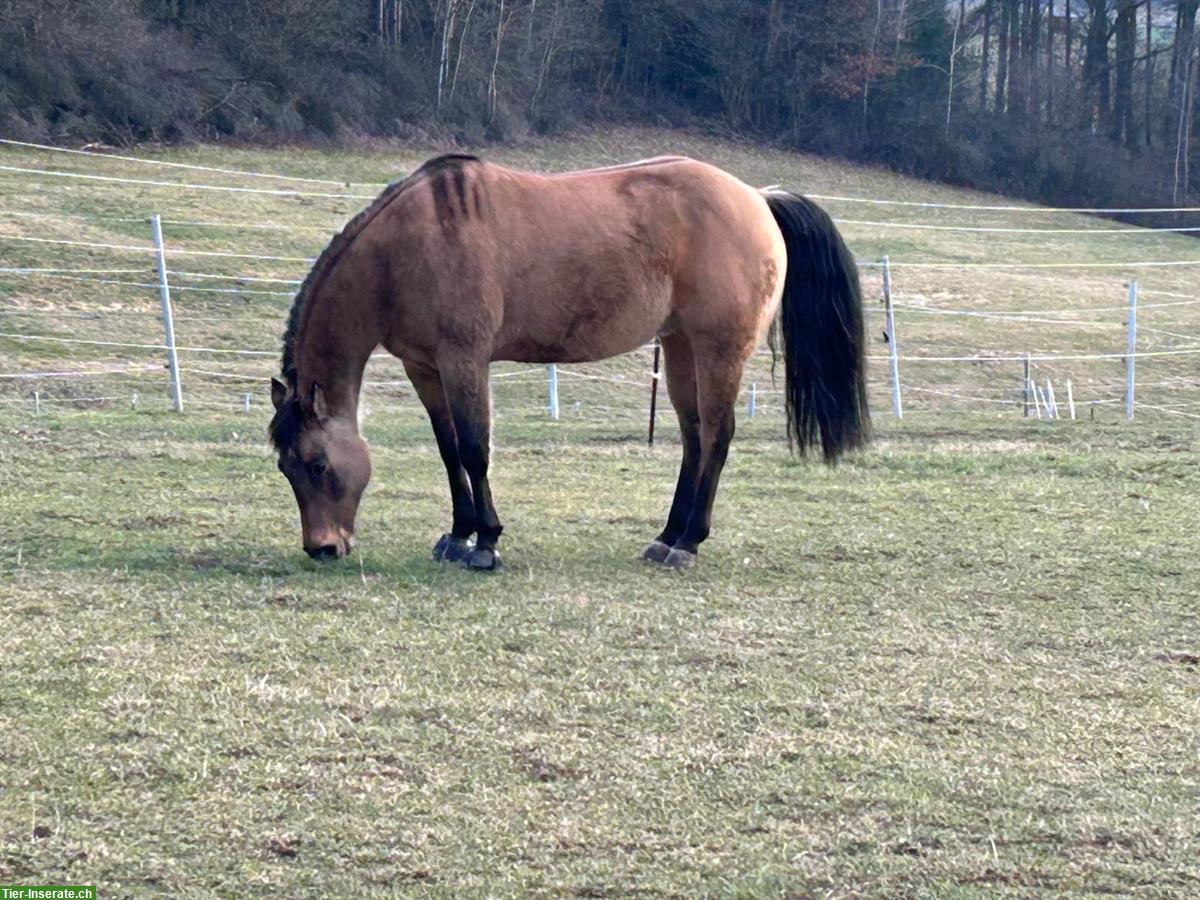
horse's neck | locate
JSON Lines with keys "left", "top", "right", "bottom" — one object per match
{"left": 292, "top": 285, "right": 379, "bottom": 422}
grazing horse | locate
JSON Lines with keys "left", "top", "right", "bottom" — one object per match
{"left": 269, "top": 154, "right": 869, "bottom": 570}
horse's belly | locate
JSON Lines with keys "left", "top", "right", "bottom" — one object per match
{"left": 493, "top": 276, "right": 671, "bottom": 364}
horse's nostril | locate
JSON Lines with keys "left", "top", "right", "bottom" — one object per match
{"left": 307, "top": 544, "right": 339, "bottom": 560}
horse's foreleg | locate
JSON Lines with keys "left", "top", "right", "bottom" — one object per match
{"left": 662, "top": 347, "right": 744, "bottom": 570}
{"left": 643, "top": 333, "right": 701, "bottom": 563}
{"left": 439, "top": 358, "right": 504, "bottom": 571}
{"left": 403, "top": 360, "right": 475, "bottom": 562}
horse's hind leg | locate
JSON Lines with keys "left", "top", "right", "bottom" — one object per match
{"left": 643, "top": 333, "right": 701, "bottom": 563}
{"left": 403, "top": 360, "right": 475, "bottom": 563}
{"left": 662, "top": 341, "right": 745, "bottom": 570}
{"left": 438, "top": 357, "right": 504, "bottom": 571}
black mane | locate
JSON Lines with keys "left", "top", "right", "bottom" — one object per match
{"left": 270, "top": 153, "right": 479, "bottom": 451}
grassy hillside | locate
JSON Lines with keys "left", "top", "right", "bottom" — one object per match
{"left": 1, "top": 127, "right": 1199, "bottom": 422}
{"left": 1, "top": 130, "right": 1199, "bottom": 896}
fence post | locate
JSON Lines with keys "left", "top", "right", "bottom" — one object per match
{"left": 1023, "top": 353, "right": 1031, "bottom": 417}
{"left": 1045, "top": 378, "right": 1058, "bottom": 419}
{"left": 1125, "top": 279, "right": 1137, "bottom": 421}
{"left": 882, "top": 255, "right": 903, "bottom": 418}
{"left": 1065, "top": 379, "right": 1076, "bottom": 420}
{"left": 547, "top": 364, "right": 559, "bottom": 420}
{"left": 32, "top": 391, "right": 40, "bottom": 415}
{"left": 648, "top": 338, "right": 661, "bottom": 446}
{"left": 243, "top": 393, "right": 252, "bottom": 414}
{"left": 747, "top": 381, "right": 757, "bottom": 418}
{"left": 151, "top": 214, "right": 183, "bottom": 412}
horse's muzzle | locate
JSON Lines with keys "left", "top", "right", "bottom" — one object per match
{"left": 304, "top": 532, "right": 354, "bottom": 560}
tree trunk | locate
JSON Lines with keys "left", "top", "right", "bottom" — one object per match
{"left": 1144, "top": 0, "right": 1152, "bottom": 146}
{"left": 1007, "top": 0, "right": 1024, "bottom": 117}
{"left": 998, "top": 0, "right": 1011, "bottom": 112}
{"left": 1027, "top": 0, "right": 1040, "bottom": 119}
{"left": 1047, "top": 0, "right": 1055, "bottom": 122}
{"left": 982, "top": 0, "right": 993, "bottom": 111}
{"left": 1175, "top": 38, "right": 1199, "bottom": 202}
{"left": 947, "top": 0, "right": 965, "bottom": 134}
{"left": 1083, "top": 0, "right": 1109, "bottom": 130}
{"left": 1167, "top": 0, "right": 1198, "bottom": 144}
{"left": 1113, "top": 0, "right": 1136, "bottom": 145}
{"left": 1065, "top": 0, "right": 1072, "bottom": 76}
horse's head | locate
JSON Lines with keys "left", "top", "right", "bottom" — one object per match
{"left": 269, "top": 377, "right": 371, "bottom": 560}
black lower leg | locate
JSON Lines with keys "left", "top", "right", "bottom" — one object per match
{"left": 457, "top": 431, "right": 501, "bottom": 550}
{"left": 404, "top": 361, "right": 475, "bottom": 551}
{"left": 431, "top": 426, "right": 475, "bottom": 540}
{"left": 671, "top": 419, "right": 733, "bottom": 556}
{"left": 655, "top": 421, "right": 701, "bottom": 547}
{"left": 453, "top": 414, "right": 503, "bottom": 570}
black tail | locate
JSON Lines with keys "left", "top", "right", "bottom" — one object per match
{"left": 764, "top": 191, "right": 870, "bottom": 462}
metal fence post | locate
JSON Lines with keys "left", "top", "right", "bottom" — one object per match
{"left": 547, "top": 364, "right": 559, "bottom": 419}
{"left": 32, "top": 391, "right": 40, "bottom": 415}
{"left": 747, "top": 381, "right": 757, "bottom": 418}
{"left": 151, "top": 214, "right": 183, "bottom": 412}
{"left": 1023, "top": 353, "right": 1031, "bottom": 417}
{"left": 1125, "top": 280, "right": 1137, "bottom": 421}
{"left": 882, "top": 255, "right": 903, "bottom": 418}
{"left": 1066, "top": 379, "right": 1076, "bottom": 420}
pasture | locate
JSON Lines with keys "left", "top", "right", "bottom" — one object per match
{"left": 2, "top": 130, "right": 1199, "bottom": 895}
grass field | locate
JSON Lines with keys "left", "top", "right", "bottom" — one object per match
{"left": 2, "top": 129, "right": 1200, "bottom": 896}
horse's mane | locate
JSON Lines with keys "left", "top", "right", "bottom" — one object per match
{"left": 271, "top": 153, "right": 479, "bottom": 452}
{"left": 278, "top": 153, "right": 480, "bottom": 385}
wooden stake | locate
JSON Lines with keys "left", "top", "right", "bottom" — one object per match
{"left": 648, "top": 338, "right": 661, "bottom": 445}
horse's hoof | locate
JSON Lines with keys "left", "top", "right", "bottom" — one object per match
{"left": 641, "top": 540, "right": 672, "bottom": 564}
{"left": 663, "top": 548, "right": 697, "bottom": 570}
{"left": 433, "top": 533, "right": 473, "bottom": 563}
{"left": 465, "top": 548, "right": 503, "bottom": 572}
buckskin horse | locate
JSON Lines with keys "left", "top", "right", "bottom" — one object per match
{"left": 269, "top": 154, "right": 869, "bottom": 571}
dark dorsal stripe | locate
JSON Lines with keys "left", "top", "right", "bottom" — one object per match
{"left": 278, "top": 153, "right": 480, "bottom": 386}
{"left": 271, "top": 153, "right": 479, "bottom": 451}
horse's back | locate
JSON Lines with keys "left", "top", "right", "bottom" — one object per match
{"left": 380, "top": 154, "right": 783, "bottom": 365}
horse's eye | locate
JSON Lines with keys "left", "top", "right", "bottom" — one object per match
{"left": 307, "top": 458, "right": 328, "bottom": 480}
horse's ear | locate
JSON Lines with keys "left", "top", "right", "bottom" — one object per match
{"left": 310, "top": 383, "right": 329, "bottom": 422}
{"left": 271, "top": 377, "right": 287, "bottom": 411}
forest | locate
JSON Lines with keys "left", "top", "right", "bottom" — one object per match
{"left": 1, "top": 0, "right": 1197, "bottom": 212}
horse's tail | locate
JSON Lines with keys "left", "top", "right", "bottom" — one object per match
{"left": 763, "top": 190, "right": 870, "bottom": 462}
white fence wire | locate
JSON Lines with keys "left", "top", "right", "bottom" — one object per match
{"left": 2, "top": 140, "right": 1200, "bottom": 428}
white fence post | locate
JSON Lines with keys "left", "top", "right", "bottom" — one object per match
{"left": 151, "top": 214, "right": 184, "bottom": 412}
{"left": 747, "top": 381, "right": 757, "bottom": 418}
{"left": 1066, "top": 379, "right": 1076, "bottom": 420}
{"left": 547, "top": 363, "right": 559, "bottom": 420}
{"left": 1023, "top": 353, "right": 1031, "bottom": 417}
{"left": 882, "top": 255, "right": 903, "bottom": 418}
{"left": 32, "top": 391, "right": 40, "bottom": 415}
{"left": 243, "top": 393, "right": 252, "bottom": 414}
{"left": 1045, "top": 378, "right": 1058, "bottom": 419}
{"left": 1125, "top": 280, "right": 1137, "bottom": 421}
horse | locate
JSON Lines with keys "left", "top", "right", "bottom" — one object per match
{"left": 269, "top": 154, "right": 869, "bottom": 571}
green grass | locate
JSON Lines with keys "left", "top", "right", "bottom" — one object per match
{"left": 2, "top": 129, "right": 1200, "bottom": 895}
{"left": 1, "top": 409, "right": 1199, "bottom": 896}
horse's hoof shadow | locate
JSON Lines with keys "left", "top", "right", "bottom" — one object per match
{"left": 641, "top": 540, "right": 672, "bottom": 564}
{"left": 433, "top": 533, "right": 473, "bottom": 563}
{"left": 465, "top": 548, "right": 503, "bottom": 572}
